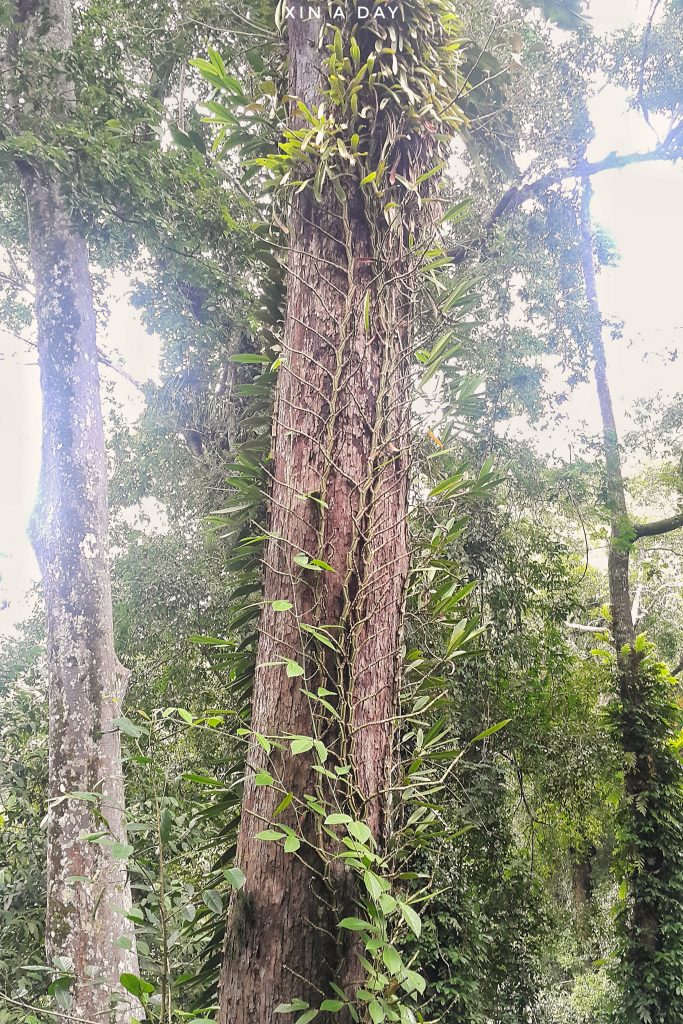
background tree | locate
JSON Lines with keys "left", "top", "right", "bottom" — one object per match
{"left": 6, "top": 0, "right": 140, "bottom": 1017}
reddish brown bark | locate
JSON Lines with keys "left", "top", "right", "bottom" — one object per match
{"left": 218, "top": 15, "right": 420, "bottom": 1022}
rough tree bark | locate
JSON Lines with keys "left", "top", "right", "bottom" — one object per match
{"left": 217, "top": 9, "right": 447, "bottom": 1020}
{"left": 9, "top": 1, "right": 140, "bottom": 1020}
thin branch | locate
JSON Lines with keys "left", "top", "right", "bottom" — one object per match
{"left": 637, "top": 0, "right": 663, "bottom": 139}
{"left": 0, "top": 991, "right": 117, "bottom": 1024}
{"left": 567, "top": 622, "right": 606, "bottom": 634}
{"left": 634, "top": 512, "right": 683, "bottom": 539}
{"left": 97, "top": 346, "right": 145, "bottom": 392}
{"left": 447, "top": 122, "right": 683, "bottom": 264}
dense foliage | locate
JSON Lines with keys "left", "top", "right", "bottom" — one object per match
{"left": 0, "top": 0, "right": 683, "bottom": 1021}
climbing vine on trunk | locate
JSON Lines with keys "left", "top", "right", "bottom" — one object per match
{"left": 195, "top": 2, "right": 481, "bottom": 1021}
{"left": 579, "top": 180, "right": 683, "bottom": 1024}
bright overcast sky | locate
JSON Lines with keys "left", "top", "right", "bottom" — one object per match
{"left": 0, "top": 0, "right": 680, "bottom": 629}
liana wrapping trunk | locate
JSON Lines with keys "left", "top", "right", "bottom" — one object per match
{"left": 217, "top": 4, "right": 466, "bottom": 1018}
{"left": 580, "top": 179, "right": 683, "bottom": 1018}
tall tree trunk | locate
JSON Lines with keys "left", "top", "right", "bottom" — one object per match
{"left": 217, "top": 8, "right": 459, "bottom": 1019}
{"left": 10, "top": 1, "right": 140, "bottom": 1020}
{"left": 579, "top": 179, "right": 672, "bottom": 986}
{"left": 578, "top": 181, "right": 635, "bottom": 655}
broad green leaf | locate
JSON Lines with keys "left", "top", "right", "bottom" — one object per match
{"left": 325, "top": 812, "right": 353, "bottom": 825}
{"left": 113, "top": 716, "right": 147, "bottom": 739}
{"left": 300, "top": 623, "right": 339, "bottom": 650}
{"left": 338, "top": 917, "right": 373, "bottom": 931}
{"left": 224, "top": 867, "right": 246, "bottom": 890}
{"left": 119, "top": 973, "right": 155, "bottom": 999}
{"left": 363, "top": 870, "right": 383, "bottom": 900}
{"left": 398, "top": 901, "right": 421, "bottom": 938}
{"left": 202, "top": 889, "right": 223, "bottom": 915}
{"left": 347, "top": 820, "right": 372, "bottom": 845}
{"left": 291, "top": 737, "right": 314, "bottom": 754}
{"left": 368, "top": 1001, "right": 385, "bottom": 1024}
{"left": 382, "top": 944, "right": 402, "bottom": 974}
{"left": 110, "top": 841, "right": 134, "bottom": 861}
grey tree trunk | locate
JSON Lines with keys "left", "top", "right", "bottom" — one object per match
{"left": 579, "top": 179, "right": 663, "bottom": 969}
{"left": 9, "top": 1, "right": 140, "bottom": 1020}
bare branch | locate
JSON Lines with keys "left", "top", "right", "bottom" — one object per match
{"left": 448, "top": 123, "right": 683, "bottom": 265}
{"left": 634, "top": 512, "right": 683, "bottom": 539}
{"left": 97, "top": 346, "right": 145, "bottom": 392}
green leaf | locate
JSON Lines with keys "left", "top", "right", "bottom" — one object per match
{"left": 224, "top": 867, "right": 246, "bottom": 890}
{"left": 272, "top": 600, "right": 293, "bottom": 611}
{"left": 284, "top": 834, "right": 301, "bottom": 853}
{"left": 338, "top": 917, "right": 373, "bottom": 931}
{"left": 402, "top": 969, "right": 426, "bottom": 995}
{"left": 291, "top": 737, "right": 314, "bottom": 754}
{"left": 300, "top": 624, "right": 338, "bottom": 650}
{"left": 254, "top": 771, "right": 275, "bottom": 786}
{"left": 286, "top": 659, "right": 305, "bottom": 678}
{"left": 275, "top": 1001, "right": 309, "bottom": 1013}
{"left": 320, "top": 1000, "right": 345, "bottom": 1012}
{"left": 113, "top": 716, "right": 147, "bottom": 739}
{"left": 296, "top": 1012, "right": 319, "bottom": 1024}
{"left": 202, "top": 889, "right": 223, "bottom": 915}
{"left": 398, "top": 901, "right": 421, "bottom": 938}
{"left": 382, "top": 945, "right": 402, "bottom": 975}
{"left": 368, "top": 1001, "right": 385, "bottom": 1024}
{"left": 293, "top": 552, "right": 312, "bottom": 568}
{"left": 325, "top": 813, "right": 353, "bottom": 825}
{"left": 188, "top": 634, "right": 232, "bottom": 646}
{"left": 256, "top": 829, "right": 286, "bottom": 841}
{"left": 347, "top": 820, "right": 372, "bottom": 845}
{"left": 470, "top": 719, "right": 511, "bottom": 744}
{"left": 441, "top": 197, "right": 472, "bottom": 223}
{"left": 274, "top": 792, "right": 294, "bottom": 816}
{"left": 230, "top": 353, "right": 271, "bottom": 364}
{"left": 48, "top": 976, "right": 72, "bottom": 1010}
{"left": 363, "top": 870, "right": 383, "bottom": 900}
{"left": 110, "top": 841, "right": 134, "bottom": 860}
{"left": 119, "top": 973, "right": 155, "bottom": 999}
{"left": 308, "top": 558, "right": 335, "bottom": 571}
